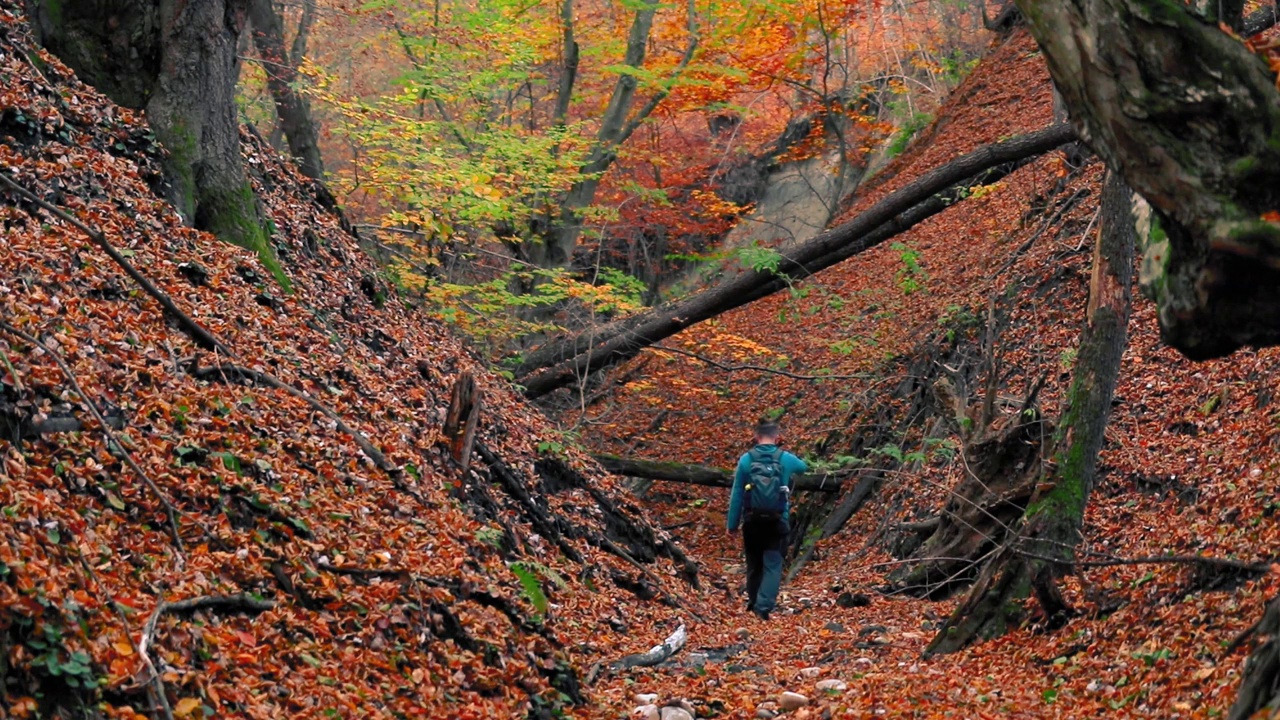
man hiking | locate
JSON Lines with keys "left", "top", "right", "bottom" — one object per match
{"left": 726, "top": 420, "right": 808, "bottom": 620}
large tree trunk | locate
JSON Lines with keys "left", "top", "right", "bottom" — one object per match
{"left": 1015, "top": 0, "right": 1280, "bottom": 360}
{"left": 26, "top": 0, "right": 277, "bottom": 274}
{"left": 247, "top": 0, "right": 324, "bottom": 180}
{"left": 515, "top": 125, "right": 1076, "bottom": 398}
{"left": 925, "top": 172, "right": 1135, "bottom": 655}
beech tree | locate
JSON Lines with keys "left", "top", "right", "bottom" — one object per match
{"left": 1015, "top": 0, "right": 1280, "bottom": 360}
{"left": 25, "top": 0, "right": 280, "bottom": 278}
{"left": 247, "top": 0, "right": 324, "bottom": 180}
{"left": 924, "top": 172, "right": 1135, "bottom": 654}
{"left": 926, "top": 3, "right": 1280, "bottom": 711}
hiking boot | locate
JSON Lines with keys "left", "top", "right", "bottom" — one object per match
{"left": 753, "top": 608, "right": 771, "bottom": 621}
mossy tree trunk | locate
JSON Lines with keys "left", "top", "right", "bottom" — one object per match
{"left": 27, "top": 0, "right": 280, "bottom": 279}
{"left": 1015, "top": 0, "right": 1280, "bottom": 360}
{"left": 925, "top": 172, "right": 1135, "bottom": 656}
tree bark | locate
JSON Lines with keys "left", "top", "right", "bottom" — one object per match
{"left": 248, "top": 0, "right": 324, "bottom": 179}
{"left": 27, "top": 0, "right": 278, "bottom": 273}
{"left": 886, "top": 407, "right": 1049, "bottom": 599}
{"left": 925, "top": 172, "right": 1135, "bottom": 656}
{"left": 1015, "top": 0, "right": 1280, "bottom": 360}
{"left": 515, "top": 124, "right": 1076, "bottom": 398}
{"left": 1230, "top": 597, "right": 1280, "bottom": 720}
{"left": 591, "top": 453, "right": 843, "bottom": 492}
{"left": 443, "top": 372, "right": 481, "bottom": 473}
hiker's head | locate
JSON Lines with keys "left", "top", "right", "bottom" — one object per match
{"left": 754, "top": 420, "right": 780, "bottom": 444}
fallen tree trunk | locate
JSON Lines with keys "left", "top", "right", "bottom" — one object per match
{"left": 592, "top": 453, "right": 844, "bottom": 492}
{"left": 515, "top": 124, "right": 1076, "bottom": 398}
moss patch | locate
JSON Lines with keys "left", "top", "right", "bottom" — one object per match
{"left": 199, "top": 181, "right": 293, "bottom": 293}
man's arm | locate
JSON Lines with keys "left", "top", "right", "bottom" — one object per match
{"left": 726, "top": 455, "right": 749, "bottom": 531}
{"left": 781, "top": 452, "right": 807, "bottom": 524}
{"left": 783, "top": 451, "right": 808, "bottom": 476}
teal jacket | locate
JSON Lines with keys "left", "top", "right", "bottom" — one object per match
{"left": 726, "top": 444, "right": 808, "bottom": 529}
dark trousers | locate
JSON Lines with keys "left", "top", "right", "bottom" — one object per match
{"left": 742, "top": 513, "right": 787, "bottom": 614}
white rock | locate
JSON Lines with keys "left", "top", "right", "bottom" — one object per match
{"left": 798, "top": 666, "right": 822, "bottom": 679}
{"left": 633, "top": 704, "right": 660, "bottom": 720}
{"left": 816, "top": 679, "right": 848, "bottom": 693}
{"left": 755, "top": 709, "right": 777, "bottom": 719}
{"left": 779, "top": 692, "right": 809, "bottom": 711}
{"left": 634, "top": 694, "right": 659, "bottom": 704}
{"left": 659, "top": 707, "right": 694, "bottom": 720}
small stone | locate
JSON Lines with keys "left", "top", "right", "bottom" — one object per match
{"left": 672, "top": 699, "right": 696, "bottom": 714}
{"left": 836, "top": 592, "right": 871, "bottom": 609}
{"left": 736, "top": 628, "right": 751, "bottom": 641}
{"left": 822, "top": 622, "right": 845, "bottom": 633}
{"left": 816, "top": 679, "right": 848, "bottom": 693}
{"left": 634, "top": 693, "right": 658, "bottom": 704}
{"left": 633, "top": 704, "right": 660, "bottom": 720}
{"left": 756, "top": 709, "right": 777, "bottom": 719}
{"left": 659, "top": 707, "right": 694, "bottom": 720}
{"left": 779, "top": 692, "right": 809, "bottom": 711}
{"left": 799, "top": 666, "right": 822, "bottom": 679}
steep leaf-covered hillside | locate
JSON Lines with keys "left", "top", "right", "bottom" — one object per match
{"left": 0, "top": 7, "right": 692, "bottom": 717}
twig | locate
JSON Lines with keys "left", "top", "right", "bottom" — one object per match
{"left": 652, "top": 344, "right": 871, "bottom": 381}
{"left": 139, "top": 594, "right": 275, "bottom": 671}
{"left": 0, "top": 341, "right": 25, "bottom": 392}
{"left": 135, "top": 593, "right": 275, "bottom": 716}
{"left": 0, "top": 169, "right": 232, "bottom": 355}
{"left": 1016, "top": 546, "right": 1274, "bottom": 573}
{"left": 0, "top": 319, "right": 186, "bottom": 553}
{"left": 190, "top": 362, "right": 393, "bottom": 472}
{"left": 994, "top": 185, "right": 1088, "bottom": 278}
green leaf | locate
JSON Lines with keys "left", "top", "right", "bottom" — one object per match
{"left": 510, "top": 563, "right": 548, "bottom": 616}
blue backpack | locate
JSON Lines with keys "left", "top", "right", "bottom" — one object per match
{"left": 745, "top": 447, "right": 788, "bottom": 516}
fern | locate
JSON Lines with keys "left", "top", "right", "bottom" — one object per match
{"left": 510, "top": 563, "right": 548, "bottom": 616}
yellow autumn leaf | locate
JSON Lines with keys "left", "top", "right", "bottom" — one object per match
{"left": 112, "top": 639, "right": 134, "bottom": 657}
{"left": 172, "top": 698, "right": 201, "bottom": 718}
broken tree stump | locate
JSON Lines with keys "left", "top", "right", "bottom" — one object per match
{"left": 444, "top": 372, "right": 481, "bottom": 473}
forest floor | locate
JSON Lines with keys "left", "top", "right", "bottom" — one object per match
{"left": 1, "top": 4, "right": 1278, "bottom": 719}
